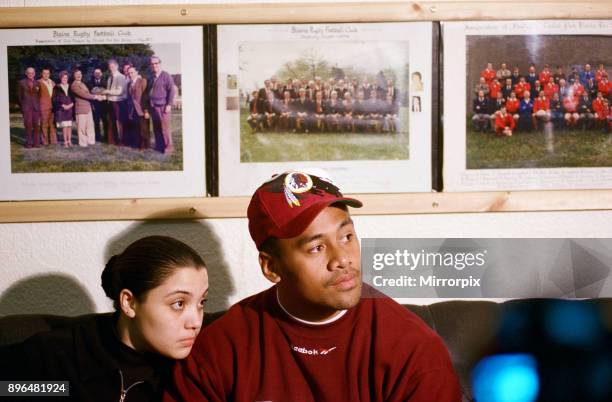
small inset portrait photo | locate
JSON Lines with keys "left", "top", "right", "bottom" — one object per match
{"left": 411, "top": 71, "right": 424, "bottom": 92}
{"left": 412, "top": 95, "right": 422, "bottom": 112}
{"left": 226, "top": 96, "right": 239, "bottom": 111}
{"left": 227, "top": 74, "right": 237, "bottom": 90}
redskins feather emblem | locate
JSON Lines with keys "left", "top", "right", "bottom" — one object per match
{"left": 283, "top": 172, "right": 313, "bottom": 207}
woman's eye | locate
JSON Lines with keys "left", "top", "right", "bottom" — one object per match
{"left": 171, "top": 300, "right": 185, "bottom": 310}
{"left": 199, "top": 299, "right": 208, "bottom": 308}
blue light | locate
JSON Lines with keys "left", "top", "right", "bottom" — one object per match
{"left": 543, "top": 301, "right": 602, "bottom": 348}
{"left": 472, "top": 354, "right": 539, "bottom": 402}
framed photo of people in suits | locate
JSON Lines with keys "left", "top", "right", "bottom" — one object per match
{"left": 0, "top": 26, "right": 205, "bottom": 201}
{"left": 217, "top": 22, "right": 435, "bottom": 195}
{"left": 443, "top": 20, "right": 612, "bottom": 191}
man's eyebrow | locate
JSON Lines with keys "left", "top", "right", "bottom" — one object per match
{"left": 339, "top": 217, "right": 354, "bottom": 229}
{"left": 297, "top": 233, "right": 324, "bottom": 248}
{"left": 296, "top": 217, "right": 354, "bottom": 247}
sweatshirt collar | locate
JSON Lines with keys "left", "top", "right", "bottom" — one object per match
{"left": 276, "top": 288, "right": 347, "bottom": 326}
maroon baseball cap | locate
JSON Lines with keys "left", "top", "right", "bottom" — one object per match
{"left": 247, "top": 171, "right": 362, "bottom": 250}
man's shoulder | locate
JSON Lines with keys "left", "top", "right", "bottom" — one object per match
{"left": 19, "top": 78, "right": 35, "bottom": 87}
{"left": 360, "top": 286, "right": 439, "bottom": 342}
{"left": 359, "top": 288, "right": 454, "bottom": 367}
{"left": 132, "top": 77, "right": 145, "bottom": 88}
{"left": 204, "top": 288, "right": 273, "bottom": 332}
{"left": 191, "top": 289, "right": 274, "bottom": 361}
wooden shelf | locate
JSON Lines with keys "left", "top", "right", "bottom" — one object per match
{"left": 1, "top": 1, "right": 612, "bottom": 27}
{"left": 2, "top": 189, "right": 612, "bottom": 223}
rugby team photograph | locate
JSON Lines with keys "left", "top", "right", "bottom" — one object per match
{"left": 466, "top": 35, "right": 612, "bottom": 170}
{"left": 8, "top": 43, "right": 183, "bottom": 173}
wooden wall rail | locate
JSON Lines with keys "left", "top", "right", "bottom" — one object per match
{"left": 1, "top": 1, "right": 612, "bottom": 27}
{"left": 2, "top": 189, "right": 612, "bottom": 223}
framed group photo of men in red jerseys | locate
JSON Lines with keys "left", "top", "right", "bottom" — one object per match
{"left": 0, "top": 26, "right": 205, "bottom": 201}
{"left": 443, "top": 20, "right": 612, "bottom": 191}
{"left": 217, "top": 22, "right": 435, "bottom": 196}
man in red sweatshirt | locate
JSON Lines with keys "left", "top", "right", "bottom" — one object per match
{"left": 164, "top": 170, "right": 461, "bottom": 402}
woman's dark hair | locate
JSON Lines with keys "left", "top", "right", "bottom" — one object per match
{"left": 101, "top": 236, "right": 206, "bottom": 310}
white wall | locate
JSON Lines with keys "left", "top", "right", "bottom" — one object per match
{"left": 2, "top": 210, "right": 612, "bottom": 316}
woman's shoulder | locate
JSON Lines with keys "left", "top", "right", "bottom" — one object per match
{"left": 25, "top": 314, "right": 111, "bottom": 346}
{"left": 0, "top": 321, "right": 78, "bottom": 379}
{"left": 28, "top": 314, "right": 97, "bottom": 348}
{"left": 2, "top": 314, "right": 115, "bottom": 379}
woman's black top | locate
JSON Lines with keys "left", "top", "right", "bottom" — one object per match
{"left": 0, "top": 314, "right": 173, "bottom": 401}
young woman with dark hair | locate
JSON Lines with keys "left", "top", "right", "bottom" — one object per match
{"left": 52, "top": 70, "right": 74, "bottom": 148}
{"left": 1, "top": 235, "right": 209, "bottom": 402}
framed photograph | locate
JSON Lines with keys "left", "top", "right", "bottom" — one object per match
{"left": 0, "top": 26, "right": 205, "bottom": 201}
{"left": 443, "top": 20, "right": 612, "bottom": 191}
{"left": 217, "top": 22, "right": 434, "bottom": 195}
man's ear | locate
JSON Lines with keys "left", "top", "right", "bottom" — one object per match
{"left": 119, "top": 289, "right": 137, "bottom": 318}
{"left": 259, "top": 251, "right": 281, "bottom": 284}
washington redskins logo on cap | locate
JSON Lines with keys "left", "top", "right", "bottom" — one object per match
{"left": 284, "top": 172, "right": 313, "bottom": 194}
{"left": 283, "top": 172, "right": 313, "bottom": 207}
{"left": 262, "top": 170, "right": 343, "bottom": 208}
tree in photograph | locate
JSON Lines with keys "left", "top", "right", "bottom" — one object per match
{"left": 276, "top": 50, "right": 331, "bottom": 82}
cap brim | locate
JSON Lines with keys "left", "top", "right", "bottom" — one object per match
{"left": 333, "top": 197, "right": 363, "bottom": 209}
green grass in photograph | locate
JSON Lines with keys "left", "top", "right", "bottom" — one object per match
{"left": 239, "top": 107, "right": 410, "bottom": 163}
{"left": 466, "top": 122, "right": 612, "bottom": 169}
{"left": 9, "top": 112, "right": 183, "bottom": 173}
